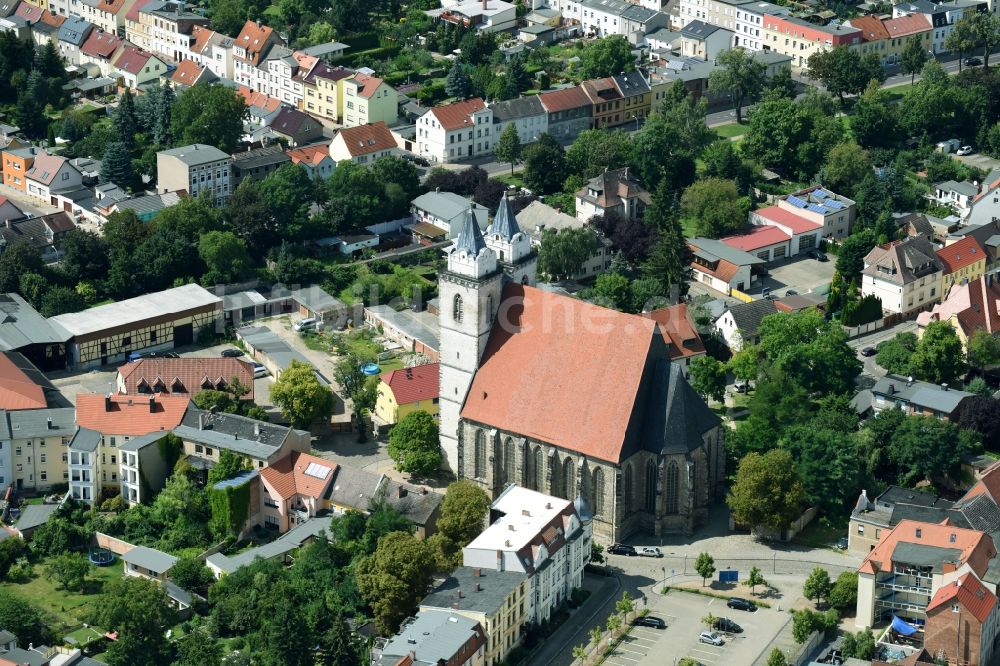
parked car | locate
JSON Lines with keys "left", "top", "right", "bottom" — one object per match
{"left": 294, "top": 317, "right": 317, "bottom": 332}
{"left": 965, "top": 57, "right": 982, "bottom": 67}
{"left": 809, "top": 250, "right": 828, "bottom": 262}
{"left": 714, "top": 617, "right": 743, "bottom": 634}
{"left": 957, "top": 145, "right": 975, "bottom": 156}
{"left": 727, "top": 598, "right": 757, "bottom": 612}
{"left": 220, "top": 348, "right": 243, "bottom": 358}
{"left": 639, "top": 547, "right": 663, "bottom": 558}
{"left": 127, "top": 350, "right": 179, "bottom": 362}
{"left": 608, "top": 544, "right": 637, "bottom": 556}
{"left": 252, "top": 363, "right": 268, "bottom": 379}
{"left": 699, "top": 631, "right": 724, "bottom": 646}
{"left": 634, "top": 616, "right": 666, "bottom": 629}
{"left": 860, "top": 347, "right": 877, "bottom": 357}
{"left": 837, "top": 537, "right": 849, "bottom": 550}
{"left": 785, "top": 289, "right": 798, "bottom": 296}
{"left": 734, "top": 380, "right": 751, "bottom": 393}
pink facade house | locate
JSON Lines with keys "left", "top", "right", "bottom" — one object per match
{"left": 259, "top": 451, "right": 337, "bottom": 532}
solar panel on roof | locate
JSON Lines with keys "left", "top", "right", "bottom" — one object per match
{"left": 816, "top": 189, "right": 833, "bottom": 198}
{"left": 807, "top": 204, "right": 830, "bottom": 214}
{"left": 303, "top": 462, "right": 331, "bottom": 479}
{"left": 825, "top": 200, "right": 845, "bottom": 210}
{"left": 812, "top": 190, "right": 828, "bottom": 199}
{"left": 787, "top": 196, "right": 807, "bottom": 208}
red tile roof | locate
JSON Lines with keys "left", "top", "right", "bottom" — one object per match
{"left": 849, "top": 15, "right": 890, "bottom": 41}
{"left": 286, "top": 143, "right": 331, "bottom": 167}
{"left": 235, "top": 19, "right": 276, "bottom": 65}
{"left": 581, "top": 77, "right": 622, "bottom": 105}
{"left": 113, "top": 46, "right": 153, "bottom": 75}
{"left": 0, "top": 352, "right": 46, "bottom": 410}
{"left": 171, "top": 59, "right": 208, "bottom": 86}
{"left": 332, "top": 121, "right": 396, "bottom": 158}
{"left": 76, "top": 393, "right": 189, "bottom": 435}
{"left": 125, "top": 0, "right": 152, "bottom": 23}
{"left": 721, "top": 225, "right": 790, "bottom": 252}
{"left": 380, "top": 363, "right": 439, "bottom": 405}
{"left": 927, "top": 572, "right": 997, "bottom": 623}
{"left": 259, "top": 451, "right": 337, "bottom": 500}
{"left": 351, "top": 72, "right": 385, "bottom": 99}
{"left": 429, "top": 98, "right": 486, "bottom": 132}
{"left": 95, "top": 0, "right": 129, "bottom": 16}
{"left": 14, "top": 2, "right": 43, "bottom": 22}
{"left": 937, "top": 235, "right": 985, "bottom": 274}
{"left": 117, "top": 358, "right": 254, "bottom": 399}
{"left": 756, "top": 205, "right": 822, "bottom": 235}
{"left": 539, "top": 85, "right": 591, "bottom": 113}
{"left": 237, "top": 86, "right": 282, "bottom": 113}
{"left": 858, "top": 519, "right": 996, "bottom": 577}
{"left": 959, "top": 460, "right": 1000, "bottom": 505}
{"left": 461, "top": 284, "right": 660, "bottom": 463}
{"left": 189, "top": 25, "right": 219, "bottom": 55}
{"left": 884, "top": 14, "right": 931, "bottom": 38}
{"left": 690, "top": 255, "right": 740, "bottom": 282}
{"left": 643, "top": 304, "right": 706, "bottom": 361}
{"left": 81, "top": 29, "right": 121, "bottom": 59}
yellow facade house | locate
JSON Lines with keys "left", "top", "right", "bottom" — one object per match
{"left": 301, "top": 62, "right": 352, "bottom": 123}
{"left": 375, "top": 362, "right": 440, "bottom": 426}
{"left": 3, "top": 409, "right": 76, "bottom": 493}
{"left": 339, "top": 73, "right": 398, "bottom": 128}
{"left": 937, "top": 236, "right": 987, "bottom": 296}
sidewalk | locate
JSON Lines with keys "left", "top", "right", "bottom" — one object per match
{"left": 527, "top": 572, "right": 621, "bottom": 666}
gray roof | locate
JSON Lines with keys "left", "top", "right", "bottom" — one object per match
{"left": 118, "top": 431, "right": 170, "bottom": 452}
{"left": 0, "top": 629, "right": 14, "bottom": 644}
{"left": 421, "top": 566, "right": 526, "bottom": 616}
{"left": 890, "top": 542, "right": 963, "bottom": 572}
{"left": 235, "top": 326, "right": 314, "bottom": 373}
{"left": 328, "top": 464, "right": 383, "bottom": 510}
{"left": 143, "top": 0, "right": 205, "bottom": 19}
{"left": 207, "top": 515, "right": 333, "bottom": 574}
{"left": 122, "top": 546, "right": 178, "bottom": 573}
{"left": 580, "top": 0, "right": 632, "bottom": 14}
{"left": 176, "top": 409, "right": 302, "bottom": 460}
{"left": 723, "top": 299, "right": 779, "bottom": 337}
{"left": 621, "top": 3, "right": 659, "bottom": 21}
{"left": 112, "top": 192, "right": 176, "bottom": 216}
{"left": 157, "top": 143, "right": 230, "bottom": 166}
{"left": 937, "top": 180, "right": 978, "bottom": 198}
{"left": 50, "top": 284, "right": 221, "bottom": 337}
{"left": 0, "top": 647, "right": 48, "bottom": 666}
{"left": 231, "top": 145, "right": 290, "bottom": 171}
{"left": 489, "top": 192, "right": 521, "bottom": 241}
{"left": 490, "top": 95, "right": 545, "bottom": 123}
{"left": 380, "top": 611, "right": 482, "bottom": 664}
{"left": 14, "top": 503, "right": 59, "bottom": 532}
{"left": 0, "top": 407, "right": 75, "bottom": 440}
{"left": 300, "top": 41, "right": 348, "bottom": 57}
{"left": 862, "top": 236, "right": 942, "bottom": 286}
{"left": 212, "top": 469, "right": 258, "bottom": 490}
{"left": 165, "top": 580, "right": 192, "bottom": 607}
{"left": 0, "top": 293, "right": 72, "bottom": 351}
{"left": 877, "top": 486, "right": 950, "bottom": 509}
{"left": 364, "top": 305, "right": 439, "bottom": 352}
{"left": 411, "top": 192, "right": 488, "bottom": 233}
{"left": 871, "top": 374, "right": 972, "bottom": 415}
{"left": 455, "top": 206, "right": 487, "bottom": 255}
{"left": 291, "top": 286, "right": 346, "bottom": 314}
{"left": 58, "top": 17, "right": 92, "bottom": 45}
{"left": 689, "top": 237, "right": 765, "bottom": 267}
{"left": 643, "top": 361, "right": 722, "bottom": 455}
{"left": 681, "top": 19, "right": 721, "bottom": 38}
{"left": 646, "top": 28, "right": 682, "bottom": 44}
{"left": 68, "top": 427, "right": 101, "bottom": 453}
{"left": 381, "top": 479, "right": 443, "bottom": 526}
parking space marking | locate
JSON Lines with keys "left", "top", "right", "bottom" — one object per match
{"left": 611, "top": 652, "right": 640, "bottom": 662}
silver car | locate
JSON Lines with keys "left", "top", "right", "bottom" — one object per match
{"left": 699, "top": 631, "right": 724, "bottom": 646}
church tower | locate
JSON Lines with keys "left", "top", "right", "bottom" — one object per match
{"left": 486, "top": 192, "right": 537, "bottom": 286}
{"left": 438, "top": 207, "right": 503, "bottom": 473}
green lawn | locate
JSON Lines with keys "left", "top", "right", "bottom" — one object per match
{"left": 379, "top": 357, "right": 404, "bottom": 373}
{"left": 1, "top": 559, "right": 123, "bottom": 631}
{"left": 65, "top": 625, "right": 106, "bottom": 648}
{"left": 681, "top": 216, "right": 699, "bottom": 238}
{"left": 496, "top": 173, "right": 527, "bottom": 189}
{"left": 714, "top": 123, "right": 747, "bottom": 138}
{"left": 333, "top": 330, "right": 382, "bottom": 360}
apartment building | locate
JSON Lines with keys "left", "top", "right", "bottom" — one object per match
{"left": 0, "top": 147, "right": 40, "bottom": 192}
{"left": 78, "top": 28, "right": 121, "bottom": 76}
{"left": 557, "top": 0, "right": 668, "bottom": 37}
{"left": 67, "top": 427, "right": 100, "bottom": 502}
{"left": 301, "top": 62, "right": 352, "bottom": 122}
{"left": 489, "top": 96, "right": 547, "bottom": 146}
{"left": 374, "top": 610, "right": 486, "bottom": 666}
{"left": 328, "top": 121, "right": 398, "bottom": 165}
{"left": 232, "top": 19, "right": 283, "bottom": 92}
{"left": 340, "top": 73, "right": 397, "bottom": 128}
{"left": 77, "top": 0, "right": 137, "bottom": 36}
{"left": 428, "top": 0, "right": 517, "bottom": 33}
{"left": 0, "top": 408, "right": 75, "bottom": 492}
{"left": 462, "top": 486, "right": 591, "bottom": 625}
{"left": 416, "top": 98, "right": 494, "bottom": 164}
{"left": 777, "top": 185, "right": 856, "bottom": 238}
{"left": 734, "top": 1, "right": 787, "bottom": 50}
{"left": 677, "top": 0, "right": 747, "bottom": 33}
{"left": 156, "top": 143, "right": 231, "bottom": 205}
{"left": 538, "top": 86, "right": 592, "bottom": 142}
{"left": 893, "top": 0, "right": 987, "bottom": 54}
{"left": 760, "top": 14, "right": 862, "bottom": 67}
{"left": 937, "top": 235, "right": 986, "bottom": 295}
{"left": 57, "top": 16, "right": 94, "bottom": 65}
{"left": 862, "top": 236, "right": 944, "bottom": 316}
{"left": 175, "top": 409, "right": 312, "bottom": 474}
{"left": 258, "top": 451, "right": 336, "bottom": 532}
{"left": 182, "top": 25, "right": 234, "bottom": 79}
{"left": 134, "top": 0, "right": 207, "bottom": 62}
{"left": 849, "top": 14, "right": 932, "bottom": 64}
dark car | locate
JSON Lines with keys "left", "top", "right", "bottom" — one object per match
{"left": 809, "top": 250, "right": 829, "bottom": 262}
{"left": 634, "top": 616, "right": 666, "bottom": 629}
{"left": 608, "top": 544, "right": 637, "bottom": 556}
{"left": 965, "top": 57, "right": 982, "bottom": 66}
{"left": 837, "top": 537, "right": 849, "bottom": 550}
{"left": 727, "top": 598, "right": 757, "bottom": 612}
{"left": 220, "top": 348, "right": 244, "bottom": 358}
{"left": 714, "top": 617, "right": 743, "bottom": 633}
{"left": 860, "top": 347, "right": 877, "bottom": 357}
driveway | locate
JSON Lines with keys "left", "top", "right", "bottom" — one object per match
{"left": 757, "top": 257, "right": 836, "bottom": 297}
{"left": 954, "top": 152, "right": 1000, "bottom": 174}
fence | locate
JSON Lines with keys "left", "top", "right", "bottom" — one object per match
{"left": 844, "top": 319, "right": 885, "bottom": 338}
{"left": 730, "top": 288, "right": 755, "bottom": 303}
{"left": 95, "top": 531, "right": 134, "bottom": 556}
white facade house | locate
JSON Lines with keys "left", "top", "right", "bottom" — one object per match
{"left": 181, "top": 25, "right": 235, "bottom": 80}
{"left": 893, "top": 0, "right": 986, "bottom": 54}
{"left": 67, "top": 428, "right": 100, "bottom": 503}
{"left": 25, "top": 154, "right": 83, "bottom": 202}
{"left": 428, "top": 0, "right": 518, "bottom": 33}
{"left": 734, "top": 0, "right": 787, "bottom": 50}
{"left": 489, "top": 96, "right": 548, "bottom": 146}
{"left": 462, "top": 486, "right": 591, "bottom": 625}
{"left": 416, "top": 98, "right": 494, "bottom": 164}
{"left": 862, "top": 236, "right": 944, "bottom": 316}
{"left": 156, "top": 144, "right": 232, "bottom": 205}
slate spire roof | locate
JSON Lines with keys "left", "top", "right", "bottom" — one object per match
{"left": 455, "top": 205, "right": 488, "bottom": 255}
{"left": 491, "top": 191, "right": 521, "bottom": 240}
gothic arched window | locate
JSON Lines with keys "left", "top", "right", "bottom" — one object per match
{"left": 487, "top": 294, "right": 494, "bottom": 324}
{"left": 645, "top": 460, "right": 657, "bottom": 512}
{"left": 623, "top": 464, "right": 634, "bottom": 514}
{"left": 532, "top": 448, "right": 543, "bottom": 491}
{"left": 592, "top": 467, "right": 605, "bottom": 517}
{"left": 665, "top": 462, "right": 679, "bottom": 515}
{"left": 453, "top": 293, "right": 463, "bottom": 322}
{"left": 474, "top": 430, "right": 486, "bottom": 479}
{"left": 562, "top": 457, "right": 574, "bottom": 499}
{"left": 503, "top": 438, "right": 515, "bottom": 486}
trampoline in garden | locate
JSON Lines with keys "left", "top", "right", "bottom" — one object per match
{"left": 88, "top": 546, "right": 115, "bottom": 566}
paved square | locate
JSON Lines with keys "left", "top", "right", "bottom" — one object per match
{"left": 759, "top": 257, "right": 836, "bottom": 297}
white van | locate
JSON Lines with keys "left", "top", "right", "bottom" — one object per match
{"left": 293, "top": 317, "right": 317, "bottom": 332}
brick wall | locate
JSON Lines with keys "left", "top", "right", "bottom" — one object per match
{"left": 925, "top": 605, "right": 983, "bottom": 666}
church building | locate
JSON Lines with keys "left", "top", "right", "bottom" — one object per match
{"left": 438, "top": 193, "right": 725, "bottom": 543}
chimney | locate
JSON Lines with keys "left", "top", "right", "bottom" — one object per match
{"left": 521, "top": 509, "right": 530, "bottom": 517}
{"left": 104, "top": 393, "right": 112, "bottom": 411}
{"left": 907, "top": 376, "right": 914, "bottom": 386}
{"left": 942, "top": 383, "right": 949, "bottom": 391}
{"left": 474, "top": 567, "right": 481, "bottom": 577}
{"left": 546, "top": 502, "right": 552, "bottom": 509}
{"left": 397, "top": 485, "right": 407, "bottom": 498}
{"left": 505, "top": 539, "right": 511, "bottom": 547}
{"left": 198, "top": 412, "right": 204, "bottom": 430}
{"left": 254, "top": 422, "right": 260, "bottom": 436}
{"left": 457, "top": 589, "right": 463, "bottom": 598}
{"left": 148, "top": 395, "right": 155, "bottom": 413}
{"left": 482, "top": 0, "right": 487, "bottom": 9}
{"left": 476, "top": 583, "right": 482, "bottom": 592}
{"left": 47, "top": 417, "right": 53, "bottom": 430}
{"left": 508, "top": 524, "right": 515, "bottom": 531}
{"left": 888, "top": 383, "right": 895, "bottom": 395}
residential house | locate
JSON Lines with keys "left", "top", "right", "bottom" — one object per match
{"left": 463, "top": 486, "right": 591, "bottom": 625}
{"left": 917, "top": 275, "right": 1000, "bottom": 346}
{"left": 237, "top": 86, "right": 282, "bottom": 134}
{"left": 849, "top": 14, "right": 932, "bottom": 64}
{"left": 169, "top": 58, "right": 217, "bottom": 88}
{"left": 112, "top": 45, "right": 166, "bottom": 89}
{"left": 325, "top": 464, "right": 442, "bottom": 537}
{"left": 286, "top": 143, "right": 335, "bottom": 179}
{"left": 937, "top": 235, "right": 986, "bottom": 295}
{"left": 121, "top": 0, "right": 149, "bottom": 47}
{"left": 934, "top": 179, "right": 979, "bottom": 216}
{"left": 680, "top": 20, "right": 733, "bottom": 59}
{"left": 0, "top": 195, "right": 22, "bottom": 222}
{"left": 575, "top": 168, "right": 651, "bottom": 221}
{"left": 206, "top": 514, "right": 333, "bottom": 577}
{"left": 411, "top": 191, "right": 489, "bottom": 239}
{"left": 0, "top": 292, "right": 72, "bottom": 371}
{"left": 538, "top": 85, "right": 592, "bottom": 142}
{"left": 50, "top": 283, "right": 222, "bottom": 369}
{"left": 78, "top": 28, "right": 120, "bottom": 76}
{"left": 122, "top": 545, "right": 177, "bottom": 582}
{"left": 374, "top": 362, "right": 439, "bottom": 426}
{"left": 643, "top": 304, "right": 707, "bottom": 376}
{"left": 415, "top": 98, "right": 493, "bottom": 164}
{"left": 895, "top": 211, "right": 955, "bottom": 243}
{"left": 230, "top": 145, "right": 289, "bottom": 188}
{"left": 427, "top": 0, "right": 517, "bottom": 33}
{"left": 688, "top": 236, "right": 765, "bottom": 294}
{"left": 714, "top": 298, "right": 779, "bottom": 351}
{"left": 364, "top": 305, "right": 440, "bottom": 362}
{"left": 893, "top": 0, "right": 987, "bottom": 54}
{"left": 13, "top": 503, "right": 59, "bottom": 539}
{"left": 926, "top": 573, "right": 1000, "bottom": 666}
{"left": 119, "top": 430, "right": 172, "bottom": 504}
{"left": 581, "top": 77, "right": 624, "bottom": 129}
{"left": 339, "top": 72, "right": 397, "bottom": 128}
{"left": 734, "top": 1, "right": 788, "bottom": 51}
{"left": 156, "top": 143, "right": 231, "bottom": 205}
{"left": 300, "top": 61, "right": 352, "bottom": 123}
{"left": 232, "top": 19, "right": 283, "bottom": 93}
{"left": 328, "top": 121, "right": 398, "bottom": 165}
{"left": 182, "top": 25, "right": 234, "bottom": 80}
{"left": 759, "top": 15, "right": 862, "bottom": 67}
{"left": 135, "top": 0, "right": 208, "bottom": 62}
{"left": 24, "top": 153, "right": 82, "bottom": 203}
{"left": 518, "top": 199, "right": 613, "bottom": 280}
{"left": 268, "top": 106, "right": 323, "bottom": 146}
{"left": 289, "top": 285, "right": 349, "bottom": 326}
{"left": 557, "top": 0, "right": 666, "bottom": 37}
{"left": 56, "top": 16, "right": 93, "bottom": 65}
{"left": 0, "top": 146, "right": 40, "bottom": 192}
{"left": 0, "top": 211, "right": 76, "bottom": 263}
{"left": 74, "top": 392, "right": 190, "bottom": 499}
{"left": 259, "top": 451, "right": 336, "bottom": 532}
{"left": 849, "top": 486, "right": 958, "bottom": 555}
{"left": 0, "top": 407, "right": 76, "bottom": 492}
{"left": 862, "top": 236, "right": 944, "bottom": 316}
{"left": 676, "top": 0, "right": 746, "bottom": 34}
{"left": 254, "top": 44, "right": 310, "bottom": 106}
{"left": 612, "top": 71, "right": 652, "bottom": 126}
{"left": 489, "top": 95, "right": 548, "bottom": 146}
{"left": 78, "top": 0, "right": 138, "bottom": 38}
{"left": 868, "top": 373, "right": 974, "bottom": 419}
{"left": 778, "top": 186, "right": 856, "bottom": 239}
{"left": 67, "top": 426, "right": 100, "bottom": 502}
{"left": 373, "top": 610, "right": 486, "bottom": 666}
{"left": 419, "top": 567, "right": 529, "bottom": 666}
{"left": 116, "top": 357, "right": 255, "bottom": 399}
{"left": 855, "top": 519, "right": 998, "bottom": 628}
{"left": 965, "top": 169, "right": 1000, "bottom": 228}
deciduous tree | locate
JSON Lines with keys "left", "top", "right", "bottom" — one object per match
{"left": 680, "top": 178, "right": 749, "bottom": 238}
{"left": 910, "top": 320, "right": 967, "bottom": 384}
{"left": 91, "top": 577, "right": 177, "bottom": 666}
{"left": 900, "top": 35, "right": 928, "bottom": 84}
{"left": 388, "top": 411, "right": 442, "bottom": 477}
{"left": 708, "top": 47, "right": 765, "bottom": 123}
{"left": 537, "top": 226, "right": 599, "bottom": 280}
{"left": 728, "top": 450, "right": 805, "bottom": 531}
{"left": 170, "top": 82, "right": 248, "bottom": 152}
{"left": 578, "top": 35, "right": 635, "bottom": 79}
{"left": 47, "top": 552, "right": 88, "bottom": 591}
{"left": 494, "top": 123, "right": 522, "bottom": 174}
{"left": 803, "top": 567, "right": 832, "bottom": 606}
{"left": 271, "top": 360, "right": 335, "bottom": 428}
{"left": 521, "top": 132, "right": 567, "bottom": 195}
{"left": 688, "top": 356, "right": 727, "bottom": 403}
{"left": 694, "top": 552, "right": 715, "bottom": 586}
{"left": 356, "top": 531, "right": 437, "bottom": 634}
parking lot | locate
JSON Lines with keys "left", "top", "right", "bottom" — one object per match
{"left": 604, "top": 590, "right": 789, "bottom": 665}
{"left": 759, "top": 256, "right": 836, "bottom": 297}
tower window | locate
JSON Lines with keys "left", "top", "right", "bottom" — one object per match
{"left": 453, "top": 294, "right": 464, "bottom": 322}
